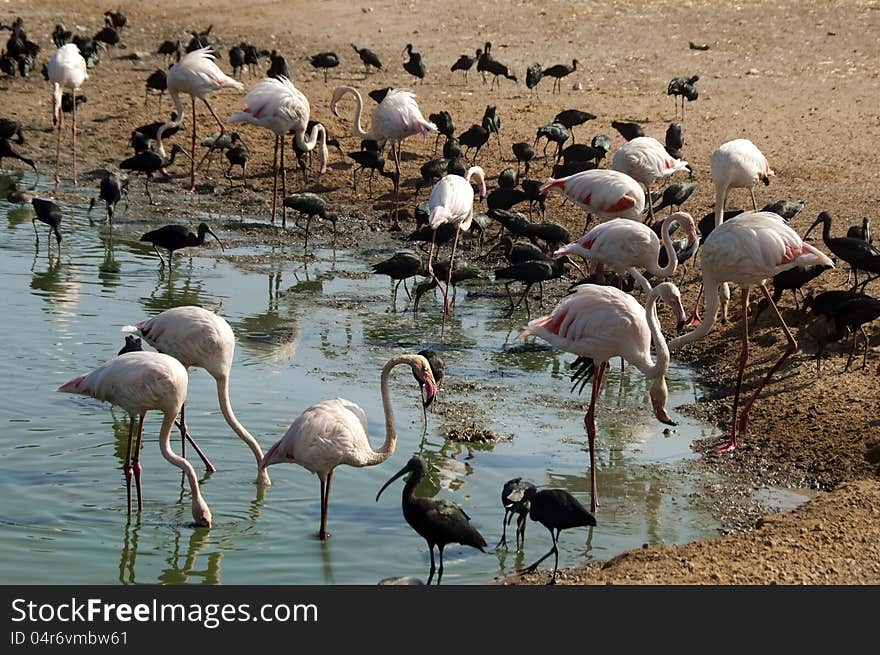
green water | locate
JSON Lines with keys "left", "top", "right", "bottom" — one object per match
{"left": 0, "top": 171, "right": 721, "bottom": 585}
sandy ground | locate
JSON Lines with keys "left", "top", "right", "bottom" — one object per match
{"left": 3, "top": 0, "right": 880, "bottom": 584}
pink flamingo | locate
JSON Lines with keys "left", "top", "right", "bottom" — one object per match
{"left": 611, "top": 136, "right": 688, "bottom": 224}
{"left": 58, "top": 351, "right": 212, "bottom": 527}
{"left": 520, "top": 282, "right": 686, "bottom": 512}
{"left": 261, "top": 353, "right": 438, "bottom": 540}
{"left": 555, "top": 211, "right": 700, "bottom": 292}
{"left": 710, "top": 139, "right": 774, "bottom": 228}
{"left": 47, "top": 44, "right": 88, "bottom": 186}
{"left": 427, "top": 166, "right": 487, "bottom": 318}
{"left": 156, "top": 46, "right": 244, "bottom": 192}
{"left": 123, "top": 306, "right": 270, "bottom": 486}
{"left": 330, "top": 86, "right": 437, "bottom": 229}
{"left": 668, "top": 212, "right": 833, "bottom": 452}
{"left": 228, "top": 76, "right": 328, "bottom": 227}
{"left": 540, "top": 169, "right": 646, "bottom": 231}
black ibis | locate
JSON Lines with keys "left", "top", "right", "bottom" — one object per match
{"left": 348, "top": 150, "right": 397, "bottom": 198}
{"left": 653, "top": 181, "right": 698, "bottom": 214}
{"left": 667, "top": 75, "right": 699, "bottom": 118}
{"left": 817, "top": 294, "right": 880, "bottom": 371}
{"left": 542, "top": 59, "right": 578, "bottom": 93}
{"left": 119, "top": 144, "right": 185, "bottom": 204}
{"left": 140, "top": 222, "right": 225, "bottom": 267}
{"left": 494, "top": 256, "right": 576, "bottom": 316}
{"left": 428, "top": 110, "right": 454, "bottom": 154}
{"left": 551, "top": 160, "right": 597, "bottom": 180}
{"left": 525, "top": 62, "right": 543, "bottom": 95}
{"left": 61, "top": 92, "right": 87, "bottom": 116}
{"left": 282, "top": 192, "right": 338, "bottom": 249}
{"left": 52, "top": 24, "right": 72, "bottom": 48}
{"left": 93, "top": 23, "right": 120, "bottom": 50}
{"left": 242, "top": 44, "right": 263, "bottom": 77}
{"left": 479, "top": 57, "right": 517, "bottom": 89}
{"left": 498, "top": 167, "right": 518, "bottom": 190}
{"left": 157, "top": 39, "right": 180, "bottom": 65}
{"left": 104, "top": 10, "right": 127, "bottom": 31}
{"left": 0, "top": 136, "right": 37, "bottom": 175}
{"left": 118, "top": 335, "right": 143, "bottom": 356}
{"left": 458, "top": 124, "right": 490, "bottom": 164}
{"left": 847, "top": 216, "right": 872, "bottom": 244}
{"left": 665, "top": 122, "right": 685, "bottom": 158}
{"left": 804, "top": 211, "right": 880, "bottom": 288}
{"left": 534, "top": 122, "right": 570, "bottom": 161}
{"left": 553, "top": 109, "right": 597, "bottom": 141}
{"left": 413, "top": 259, "right": 484, "bottom": 312}
{"left": 518, "top": 487, "right": 596, "bottom": 584}
{"left": 266, "top": 50, "right": 290, "bottom": 79}
{"left": 611, "top": 120, "right": 645, "bottom": 141}
{"left": 512, "top": 142, "right": 535, "bottom": 176}
{"left": 486, "top": 186, "right": 529, "bottom": 213}
{"left": 522, "top": 221, "right": 571, "bottom": 253}
{"left": 228, "top": 44, "right": 245, "bottom": 77}
{"left": 751, "top": 263, "right": 832, "bottom": 326}
{"left": 520, "top": 179, "right": 548, "bottom": 217}
{"left": 224, "top": 144, "right": 250, "bottom": 186}
{"left": 144, "top": 69, "right": 167, "bottom": 109}
{"left": 371, "top": 251, "right": 424, "bottom": 309}
{"left": 309, "top": 51, "right": 339, "bottom": 83}
{"left": 761, "top": 199, "right": 804, "bottom": 222}
{"left": 31, "top": 197, "right": 62, "bottom": 247}
{"left": 0, "top": 118, "right": 24, "bottom": 144}
{"left": 489, "top": 208, "right": 531, "bottom": 239}
{"left": 96, "top": 171, "right": 124, "bottom": 223}
{"left": 451, "top": 49, "right": 479, "bottom": 83}
{"left": 482, "top": 104, "right": 502, "bottom": 153}
{"left": 368, "top": 87, "right": 392, "bottom": 104}
{"left": 402, "top": 43, "right": 425, "bottom": 82}
{"left": 407, "top": 221, "right": 458, "bottom": 252}
{"left": 442, "top": 137, "right": 461, "bottom": 161}
{"left": 351, "top": 44, "right": 382, "bottom": 72}
{"left": 497, "top": 478, "right": 537, "bottom": 551}
{"left": 561, "top": 143, "right": 606, "bottom": 166}
{"left": 591, "top": 133, "right": 612, "bottom": 156}
{"left": 132, "top": 113, "right": 180, "bottom": 147}
{"left": 376, "top": 456, "right": 487, "bottom": 585}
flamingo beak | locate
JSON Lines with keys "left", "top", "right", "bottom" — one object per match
{"left": 422, "top": 371, "right": 437, "bottom": 408}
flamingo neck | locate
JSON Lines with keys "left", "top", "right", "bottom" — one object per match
{"left": 336, "top": 86, "right": 372, "bottom": 140}
{"left": 647, "top": 216, "right": 678, "bottom": 280}
{"left": 157, "top": 409, "right": 212, "bottom": 526}
{"left": 635, "top": 288, "right": 671, "bottom": 381}
{"left": 713, "top": 179, "right": 727, "bottom": 228}
{"left": 216, "top": 376, "right": 270, "bottom": 485}
{"left": 668, "top": 277, "right": 720, "bottom": 352}
{"left": 295, "top": 123, "right": 328, "bottom": 174}
{"left": 362, "top": 354, "right": 418, "bottom": 467}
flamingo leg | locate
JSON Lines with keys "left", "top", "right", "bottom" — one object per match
{"left": 750, "top": 187, "right": 758, "bottom": 211}
{"left": 133, "top": 413, "right": 145, "bottom": 512}
{"left": 583, "top": 360, "right": 608, "bottom": 512}
{"left": 280, "top": 135, "right": 288, "bottom": 229}
{"left": 72, "top": 92, "right": 78, "bottom": 186}
{"left": 172, "top": 417, "right": 217, "bottom": 473}
{"left": 188, "top": 96, "right": 197, "bottom": 192}
{"left": 54, "top": 111, "right": 63, "bottom": 186}
{"left": 123, "top": 414, "right": 136, "bottom": 517}
{"left": 390, "top": 142, "right": 402, "bottom": 230}
{"left": 179, "top": 403, "right": 187, "bottom": 458}
{"left": 718, "top": 289, "right": 752, "bottom": 453}
{"left": 319, "top": 469, "right": 333, "bottom": 540}
{"left": 270, "top": 134, "right": 279, "bottom": 225}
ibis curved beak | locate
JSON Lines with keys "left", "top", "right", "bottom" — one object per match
{"left": 207, "top": 228, "right": 226, "bottom": 251}
{"left": 376, "top": 464, "right": 410, "bottom": 502}
{"left": 803, "top": 217, "right": 821, "bottom": 241}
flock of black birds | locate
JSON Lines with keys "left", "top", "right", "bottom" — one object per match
{"left": 2, "top": 8, "right": 880, "bottom": 586}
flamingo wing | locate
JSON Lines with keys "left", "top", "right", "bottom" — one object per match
{"left": 228, "top": 76, "right": 308, "bottom": 134}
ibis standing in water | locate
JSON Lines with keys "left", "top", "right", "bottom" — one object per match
{"left": 519, "top": 487, "right": 596, "bottom": 584}
{"left": 119, "top": 144, "right": 185, "bottom": 204}
{"left": 31, "top": 197, "right": 63, "bottom": 248}
{"left": 139, "top": 222, "right": 225, "bottom": 267}
{"left": 282, "top": 192, "right": 338, "bottom": 251}
{"left": 376, "top": 456, "right": 487, "bottom": 584}
{"left": 497, "top": 477, "right": 537, "bottom": 551}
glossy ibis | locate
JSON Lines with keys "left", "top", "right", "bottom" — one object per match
{"left": 542, "top": 59, "right": 577, "bottom": 93}
{"left": 495, "top": 256, "right": 575, "bottom": 317}
{"left": 351, "top": 44, "right": 382, "bottom": 72}
{"left": 117, "top": 335, "right": 143, "bottom": 356}
{"left": 428, "top": 110, "right": 454, "bottom": 154}
{"left": 665, "top": 122, "right": 685, "bottom": 152}
{"left": 145, "top": 69, "right": 167, "bottom": 109}
{"left": 610, "top": 120, "right": 644, "bottom": 141}
{"left": 847, "top": 216, "right": 872, "bottom": 244}
{"left": 139, "top": 221, "right": 225, "bottom": 267}
{"left": 0, "top": 118, "right": 25, "bottom": 144}
{"left": 497, "top": 477, "right": 537, "bottom": 551}
{"left": 751, "top": 263, "right": 832, "bottom": 326}
{"left": 224, "top": 144, "right": 250, "bottom": 186}
{"left": 667, "top": 74, "right": 699, "bottom": 118}
{"left": 554, "top": 109, "right": 597, "bottom": 141}
{"left": 266, "top": 50, "right": 290, "bottom": 79}
{"left": 119, "top": 144, "right": 185, "bottom": 204}
{"left": 0, "top": 136, "right": 37, "bottom": 175}
{"left": 52, "top": 24, "right": 72, "bottom": 48}
{"left": 283, "top": 192, "right": 338, "bottom": 249}
{"left": 561, "top": 143, "right": 605, "bottom": 166}
{"left": 157, "top": 39, "right": 180, "bottom": 65}
{"left": 482, "top": 104, "right": 502, "bottom": 153}
{"left": 458, "top": 124, "right": 490, "bottom": 164}
{"left": 451, "top": 49, "right": 479, "bottom": 83}
{"left": 412, "top": 259, "right": 484, "bottom": 313}
{"left": 31, "top": 197, "right": 62, "bottom": 247}
{"left": 804, "top": 211, "right": 880, "bottom": 289}
{"left": 348, "top": 150, "right": 397, "bottom": 198}
{"left": 376, "top": 455, "right": 486, "bottom": 584}
{"left": 653, "top": 180, "right": 698, "bottom": 214}
{"left": 820, "top": 295, "right": 880, "bottom": 371}
{"left": 512, "top": 141, "right": 535, "bottom": 176}
{"left": 480, "top": 57, "right": 517, "bottom": 89}
{"left": 518, "top": 487, "right": 596, "bottom": 584}
{"left": 309, "top": 51, "right": 339, "bottom": 83}
{"left": 525, "top": 62, "right": 543, "bottom": 95}
{"left": 228, "top": 44, "right": 245, "bottom": 77}
{"left": 371, "top": 251, "right": 424, "bottom": 309}
{"left": 403, "top": 43, "right": 425, "bottom": 82}
{"left": 97, "top": 171, "right": 124, "bottom": 223}
{"left": 534, "top": 122, "right": 570, "bottom": 162}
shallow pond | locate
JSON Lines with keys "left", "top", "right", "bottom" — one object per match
{"left": 0, "top": 171, "right": 723, "bottom": 584}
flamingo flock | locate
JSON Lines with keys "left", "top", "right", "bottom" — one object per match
{"left": 0, "top": 7, "right": 872, "bottom": 586}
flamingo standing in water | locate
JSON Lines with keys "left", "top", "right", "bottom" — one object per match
{"left": 668, "top": 212, "right": 833, "bottom": 452}
{"left": 330, "top": 86, "right": 437, "bottom": 229}
{"left": 611, "top": 136, "right": 688, "bottom": 225}
{"left": 540, "top": 169, "right": 646, "bottom": 232}
{"left": 228, "top": 76, "right": 328, "bottom": 227}
{"left": 519, "top": 282, "right": 686, "bottom": 512}
{"left": 123, "top": 306, "right": 270, "bottom": 486}
{"left": 58, "top": 351, "right": 212, "bottom": 527}
{"left": 156, "top": 46, "right": 244, "bottom": 192}
{"left": 47, "top": 44, "right": 88, "bottom": 186}
{"left": 427, "top": 167, "right": 487, "bottom": 320}
{"left": 261, "top": 353, "right": 438, "bottom": 540}
{"left": 555, "top": 211, "right": 699, "bottom": 292}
